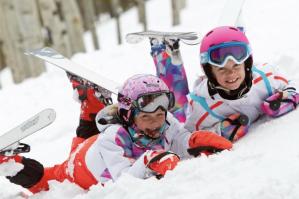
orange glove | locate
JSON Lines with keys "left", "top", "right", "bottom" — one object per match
{"left": 144, "top": 150, "right": 180, "bottom": 178}
{"left": 188, "top": 131, "right": 233, "bottom": 157}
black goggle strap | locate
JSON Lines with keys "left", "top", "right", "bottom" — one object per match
{"left": 168, "top": 91, "right": 175, "bottom": 109}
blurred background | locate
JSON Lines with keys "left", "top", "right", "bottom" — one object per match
{"left": 0, "top": 0, "right": 187, "bottom": 87}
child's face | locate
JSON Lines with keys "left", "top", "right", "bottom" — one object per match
{"left": 211, "top": 59, "right": 246, "bottom": 90}
{"left": 133, "top": 108, "right": 166, "bottom": 138}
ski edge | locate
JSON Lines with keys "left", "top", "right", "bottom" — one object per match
{"left": 25, "top": 47, "right": 120, "bottom": 95}
{"left": 0, "top": 109, "right": 56, "bottom": 151}
{"left": 125, "top": 30, "right": 200, "bottom": 44}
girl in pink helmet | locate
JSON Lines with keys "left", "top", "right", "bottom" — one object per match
{"left": 150, "top": 26, "right": 299, "bottom": 142}
{"left": 0, "top": 74, "right": 232, "bottom": 194}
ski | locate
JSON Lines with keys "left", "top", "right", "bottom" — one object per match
{"left": 25, "top": 47, "right": 120, "bottom": 95}
{"left": 0, "top": 109, "right": 56, "bottom": 153}
{"left": 126, "top": 0, "right": 245, "bottom": 45}
{"left": 218, "top": 0, "right": 246, "bottom": 26}
{"left": 126, "top": 30, "right": 200, "bottom": 45}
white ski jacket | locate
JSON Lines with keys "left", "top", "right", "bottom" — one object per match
{"left": 83, "top": 113, "right": 191, "bottom": 184}
{"left": 184, "top": 63, "right": 298, "bottom": 134}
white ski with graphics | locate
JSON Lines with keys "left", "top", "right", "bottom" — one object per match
{"left": 0, "top": 109, "right": 56, "bottom": 154}
{"left": 26, "top": 47, "right": 120, "bottom": 95}
{"left": 126, "top": 30, "right": 200, "bottom": 45}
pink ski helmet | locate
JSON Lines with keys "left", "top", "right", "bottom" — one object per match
{"left": 200, "top": 26, "right": 250, "bottom": 53}
{"left": 117, "top": 74, "right": 174, "bottom": 125}
{"left": 200, "top": 26, "right": 253, "bottom": 99}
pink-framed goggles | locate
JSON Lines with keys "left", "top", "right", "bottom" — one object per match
{"left": 200, "top": 42, "right": 251, "bottom": 68}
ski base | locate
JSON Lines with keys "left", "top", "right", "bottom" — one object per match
{"left": 25, "top": 47, "right": 120, "bottom": 95}
{"left": 126, "top": 30, "right": 200, "bottom": 45}
{"left": 0, "top": 109, "right": 56, "bottom": 152}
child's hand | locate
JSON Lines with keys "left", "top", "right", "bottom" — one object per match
{"left": 144, "top": 150, "right": 180, "bottom": 177}
{"left": 220, "top": 113, "right": 250, "bottom": 142}
{"left": 261, "top": 89, "right": 299, "bottom": 117}
{"left": 188, "top": 131, "right": 233, "bottom": 157}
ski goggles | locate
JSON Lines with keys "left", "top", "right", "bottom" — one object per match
{"left": 118, "top": 91, "right": 175, "bottom": 113}
{"left": 133, "top": 91, "right": 175, "bottom": 113}
{"left": 200, "top": 42, "right": 251, "bottom": 68}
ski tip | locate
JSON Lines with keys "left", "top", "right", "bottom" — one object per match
{"left": 24, "top": 47, "right": 61, "bottom": 58}
{"left": 125, "top": 31, "right": 201, "bottom": 45}
{"left": 41, "top": 108, "right": 56, "bottom": 122}
{"left": 24, "top": 49, "right": 36, "bottom": 56}
{"left": 125, "top": 33, "right": 145, "bottom": 44}
{"left": 24, "top": 47, "right": 49, "bottom": 55}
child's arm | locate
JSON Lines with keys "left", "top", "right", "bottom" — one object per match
{"left": 260, "top": 64, "right": 299, "bottom": 117}
{"left": 98, "top": 126, "right": 179, "bottom": 180}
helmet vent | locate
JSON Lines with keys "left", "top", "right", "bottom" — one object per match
{"left": 206, "top": 30, "right": 213, "bottom": 37}
{"left": 229, "top": 27, "right": 238, "bottom": 31}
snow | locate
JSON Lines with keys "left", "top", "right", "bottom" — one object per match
{"left": 0, "top": 160, "right": 23, "bottom": 177}
{"left": 1, "top": 0, "right": 299, "bottom": 198}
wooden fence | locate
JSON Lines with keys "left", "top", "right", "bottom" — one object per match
{"left": 0, "top": 0, "right": 185, "bottom": 86}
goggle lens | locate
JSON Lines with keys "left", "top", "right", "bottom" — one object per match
{"left": 135, "top": 92, "right": 175, "bottom": 113}
{"left": 210, "top": 45, "right": 248, "bottom": 64}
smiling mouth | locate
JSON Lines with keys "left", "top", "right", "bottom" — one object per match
{"left": 226, "top": 78, "right": 239, "bottom": 84}
{"left": 144, "top": 128, "right": 161, "bottom": 138}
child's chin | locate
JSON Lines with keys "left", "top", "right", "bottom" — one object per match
{"left": 143, "top": 130, "right": 160, "bottom": 138}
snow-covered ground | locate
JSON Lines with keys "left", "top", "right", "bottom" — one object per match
{"left": 1, "top": 0, "right": 299, "bottom": 198}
